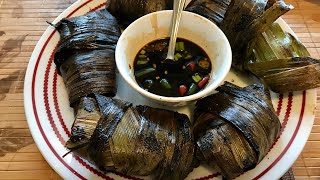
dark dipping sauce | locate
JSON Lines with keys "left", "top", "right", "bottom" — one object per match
{"left": 134, "top": 38, "right": 212, "bottom": 97}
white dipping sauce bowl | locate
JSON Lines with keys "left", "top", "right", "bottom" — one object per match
{"left": 116, "top": 10, "right": 232, "bottom": 106}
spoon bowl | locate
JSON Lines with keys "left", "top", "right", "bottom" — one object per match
{"left": 116, "top": 10, "right": 232, "bottom": 106}
{"left": 165, "top": 0, "right": 186, "bottom": 61}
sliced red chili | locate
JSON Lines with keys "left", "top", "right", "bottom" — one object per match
{"left": 198, "top": 76, "right": 210, "bottom": 88}
{"left": 179, "top": 85, "right": 187, "bottom": 96}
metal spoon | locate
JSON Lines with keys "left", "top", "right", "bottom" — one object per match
{"left": 165, "top": 0, "right": 186, "bottom": 61}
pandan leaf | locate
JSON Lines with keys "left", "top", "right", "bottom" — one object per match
{"left": 246, "top": 23, "right": 320, "bottom": 93}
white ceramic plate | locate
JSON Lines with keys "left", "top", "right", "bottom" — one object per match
{"left": 24, "top": 0, "right": 316, "bottom": 179}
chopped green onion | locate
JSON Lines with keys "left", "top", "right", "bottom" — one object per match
{"left": 192, "top": 73, "right": 202, "bottom": 83}
{"left": 139, "top": 54, "right": 147, "bottom": 58}
{"left": 174, "top": 53, "right": 183, "bottom": 61}
{"left": 185, "top": 53, "right": 192, "bottom": 59}
{"left": 175, "top": 42, "right": 185, "bottom": 51}
{"left": 160, "top": 79, "right": 172, "bottom": 89}
{"left": 135, "top": 68, "right": 156, "bottom": 79}
{"left": 137, "top": 58, "right": 149, "bottom": 65}
{"left": 186, "top": 83, "right": 198, "bottom": 95}
{"left": 180, "top": 42, "right": 185, "bottom": 50}
{"left": 140, "top": 49, "right": 146, "bottom": 55}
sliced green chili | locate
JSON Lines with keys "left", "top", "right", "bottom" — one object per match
{"left": 135, "top": 67, "right": 156, "bottom": 79}
{"left": 160, "top": 79, "right": 172, "bottom": 89}
{"left": 186, "top": 83, "right": 198, "bottom": 95}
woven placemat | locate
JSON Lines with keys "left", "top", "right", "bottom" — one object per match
{"left": 281, "top": 169, "right": 295, "bottom": 180}
{"left": 0, "top": 0, "right": 318, "bottom": 179}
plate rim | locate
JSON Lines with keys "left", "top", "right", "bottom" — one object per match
{"left": 23, "top": 0, "right": 317, "bottom": 179}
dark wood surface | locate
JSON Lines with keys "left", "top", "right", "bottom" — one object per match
{"left": 0, "top": 0, "right": 319, "bottom": 179}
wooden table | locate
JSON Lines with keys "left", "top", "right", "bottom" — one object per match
{"left": 0, "top": 0, "right": 319, "bottom": 179}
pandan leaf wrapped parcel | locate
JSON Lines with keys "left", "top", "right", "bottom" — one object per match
{"left": 53, "top": 9, "right": 121, "bottom": 106}
{"left": 49, "top": 1, "right": 319, "bottom": 179}
{"left": 106, "top": 0, "right": 173, "bottom": 26}
{"left": 246, "top": 22, "right": 320, "bottom": 93}
{"left": 66, "top": 94, "right": 195, "bottom": 180}
{"left": 220, "top": 0, "right": 293, "bottom": 70}
{"left": 187, "top": 0, "right": 293, "bottom": 70}
{"left": 193, "top": 82, "right": 281, "bottom": 179}
{"left": 186, "top": 0, "right": 231, "bottom": 25}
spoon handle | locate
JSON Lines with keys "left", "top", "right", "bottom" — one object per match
{"left": 166, "top": 0, "right": 186, "bottom": 60}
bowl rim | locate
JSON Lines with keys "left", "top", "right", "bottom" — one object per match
{"left": 116, "top": 10, "right": 232, "bottom": 103}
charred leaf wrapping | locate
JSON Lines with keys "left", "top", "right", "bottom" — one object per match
{"left": 194, "top": 114, "right": 257, "bottom": 179}
{"left": 266, "top": 0, "right": 277, "bottom": 9}
{"left": 193, "top": 82, "right": 281, "bottom": 179}
{"left": 53, "top": 9, "right": 121, "bottom": 105}
{"left": 247, "top": 57, "right": 320, "bottom": 93}
{"left": 150, "top": 106, "right": 194, "bottom": 180}
{"left": 106, "top": 0, "right": 173, "bottom": 27}
{"left": 87, "top": 94, "right": 132, "bottom": 171}
{"left": 59, "top": 50, "right": 117, "bottom": 105}
{"left": 185, "top": 0, "right": 231, "bottom": 25}
{"left": 54, "top": 9, "right": 120, "bottom": 66}
{"left": 219, "top": 0, "right": 293, "bottom": 70}
{"left": 67, "top": 94, "right": 194, "bottom": 180}
{"left": 65, "top": 97, "right": 101, "bottom": 158}
{"left": 246, "top": 23, "right": 320, "bottom": 93}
